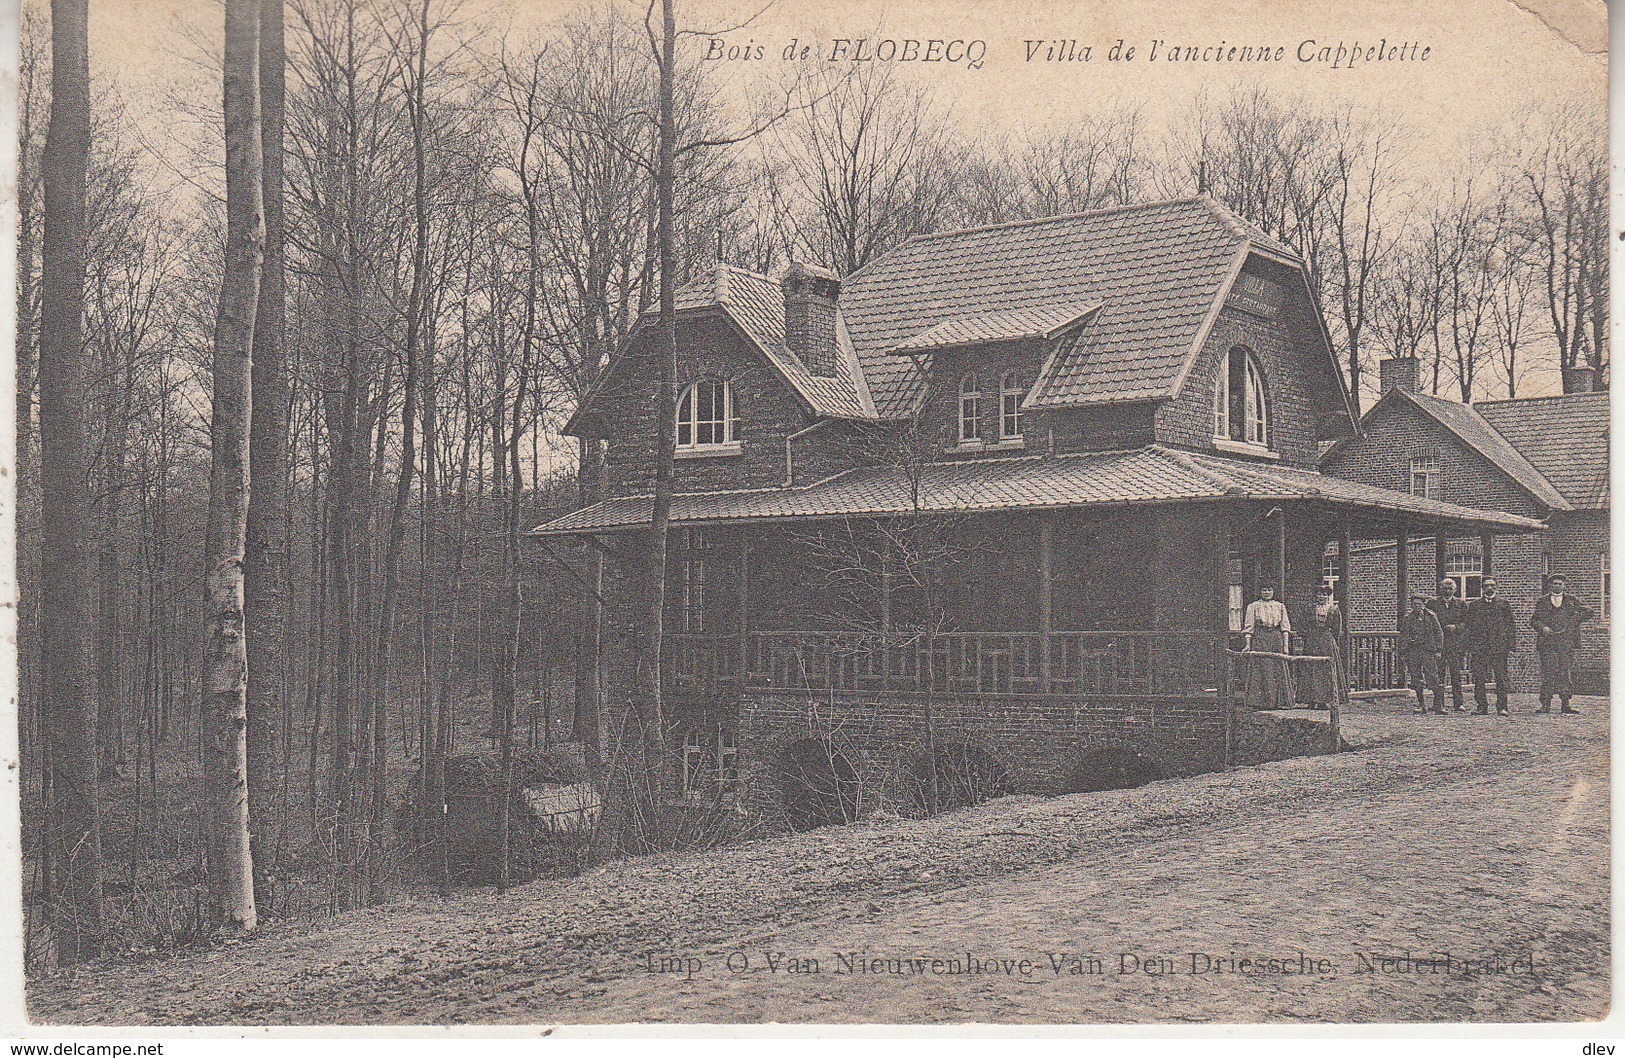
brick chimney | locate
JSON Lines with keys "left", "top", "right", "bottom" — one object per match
{"left": 782, "top": 261, "right": 841, "bottom": 377}
{"left": 1380, "top": 356, "right": 1419, "bottom": 396}
{"left": 1563, "top": 366, "right": 1597, "bottom": 393}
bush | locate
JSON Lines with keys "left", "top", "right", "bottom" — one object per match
{"left": 778, "top": 738, "right": 861, "bottom": 831}
{"left": 905, "top": 740, "right": 1012, "bottom": 815}
{"left": 1060, "top": 743, "right": 1164, "bottom": 794}
{"left": 407, "top": 747, "right": 594, "bottom": 886}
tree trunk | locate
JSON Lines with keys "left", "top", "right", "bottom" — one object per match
{"left": 201, "top": 0, "right": 264, "bottom": 934}
{"left": 38, "top": 0, "right": 105, "bottom": 962}
{"left": 628, "top": 0, "right": 680, "bottom": 841}
{"left": 244, "top": 0, "right": 289, "bottom": 892}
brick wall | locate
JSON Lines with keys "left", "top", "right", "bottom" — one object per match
{"left": 1159, "top": 258, "right": 1344, "bottom": 468}
{"left": 598, "top": 316, "right": 814, "bottom": 496}
{"left": 1323, "top": 395, "right": 1605, "bottom": 689}
{"left": 736, "top": 687, "right": 1230, "bottom": 802}
{"left": 1321, "top": 399, "right": 1544, "bottom": 518}
{"left": 1547, "top": 510, "right": 1610, "bottom": 685}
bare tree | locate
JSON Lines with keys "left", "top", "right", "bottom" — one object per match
{"left": 765, "top": 62, "right": 956, "bottom": 275}
{"left": 37, "top": 0, "right": 106, "bottom": 961}
{"left": 200, "top": 0, "right": 266, "bottom": 933}
{"left": 244, "top": 0, "right": 291, "bottom": 889}
{"left": 1519, "top": 100, "right": 1608, "bottom": 388}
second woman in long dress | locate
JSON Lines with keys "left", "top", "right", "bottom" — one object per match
{"left": 1298, "top": 582, "right": 1348, "bottom": 709}
{"left": 1243, "top": 585, "right": 1296, "bottom": 709}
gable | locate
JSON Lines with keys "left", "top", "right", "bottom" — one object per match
{"left": 1321, "top": 394, "right": 1553, "bottom": 519}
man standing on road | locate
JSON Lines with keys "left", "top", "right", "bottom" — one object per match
{"left": 1531, "top": 573, "right": 1592, "bottom": 714}
{"left": 1400, "top": 593, "right": 1445, "bottom": 715}
{"left": 1466, "top": 576, "right": 1515, "bottom": 717}
{"left": 1428, "top": 578, "right": 1470, "bottom": 712}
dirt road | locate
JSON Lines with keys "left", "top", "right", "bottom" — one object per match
{"left": 27, "top": 695, "right": 1609, "bottom": 1026}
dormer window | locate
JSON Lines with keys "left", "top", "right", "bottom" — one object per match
{"left": 958, "top": 374, "right": 983, "bottom": 443}
{"left": 1000, "top": 372, "right": 1025, "bottom": 441}
{"left": 1214, "top": 347, "right": 1270, "bottom": 450}
{"left": 677, "top": 377, "right": 739, "bottom": 451}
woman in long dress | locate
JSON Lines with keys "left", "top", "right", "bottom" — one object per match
{"left": 1298, "top": 582, "right": 1348, "bottom": 709}
{"left": 1243, "top": 585, "right": 1295, "bottom": 709}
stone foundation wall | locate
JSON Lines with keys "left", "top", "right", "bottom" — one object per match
{"left": 737, "top": 688, "right": 1323, "bottom": 817}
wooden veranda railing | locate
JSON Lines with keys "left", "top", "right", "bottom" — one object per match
{"left": 663, "top": 630, "right": 1232, "bottom": 699}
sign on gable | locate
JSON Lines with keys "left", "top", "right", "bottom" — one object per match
{"left": 1226, "top": 273, "right": 1284, "bottom": 320}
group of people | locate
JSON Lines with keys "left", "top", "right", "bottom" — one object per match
{"left": 1400, "top": 573, "right": 1592, "bottom": 716}
{"left": 1240, "top": 573, "right": 1593, "bottom": 716}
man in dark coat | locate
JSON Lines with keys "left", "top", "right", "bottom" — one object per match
{"left": 1465, "top": 576, "right": 1515, "bottom": 716}
{"left": 1428, "top": 578, "right": 1470, "bottom": 711}
{"left": 1530, "top": 573, "right": 1592, "bottom": 714}
{"left": 1400, "top": 593, "right": 1445, "bottom": 715}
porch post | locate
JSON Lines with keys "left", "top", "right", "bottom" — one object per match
{"left": 1039, "top": 515, "right": 1053, "bottom": 694}
{"left": 1274, "top": 507, "right": 1287, "bottom": 597}
{"left": 1480, "top": 530, "right": 1494, "bottom": 577}
{"left": 737, "top": 533, "right": 750, "bottom": 685}
{"left": 1337, "top": 519, "right": 1354, "bottom": 609}
{"left": 1395, "top": 525, "right": 1408, "bottom": 627}
{"left": 1434, "top": 528, "right": 1449, "bottom": 595}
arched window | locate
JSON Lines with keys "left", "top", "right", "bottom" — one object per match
{"left": 958, "top": 374, "right": 983, "bottom": 443}
{"left": 1000, "top": 372, "right": 1025, "bottom": 440}
{"left": 676, "top": 377, "right": 738, "bottom": 449}
{"left": 1214, "top": 347, "right": 1270, "bottom": 448}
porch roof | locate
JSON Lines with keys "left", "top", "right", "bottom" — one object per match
{"left": 532, "top": 445, "right": 1547, "bottom": 536}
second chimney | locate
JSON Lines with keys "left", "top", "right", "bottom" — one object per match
{"left": 1563, "top": 366, "right": 1597, "bottom": 393}
{"left": 1380, "top": 356, "right": 1419, "bottom": 396}
{"left": 782, "top": 261, "right": 841, "bottom": 377}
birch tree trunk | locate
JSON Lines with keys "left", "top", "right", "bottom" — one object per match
{"left": 201, "top": 0, "right": 265, "bottom": 934}
{"left": 244, "top": 0, "right": 289, "bottom": 889}
{"left": 38, "top": 0, "right": 105, "bottom": 962}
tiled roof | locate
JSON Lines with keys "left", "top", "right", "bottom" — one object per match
{"left": 703, "top": 264, "right": 875, "bottom": 421}
{"left": 889, "top": 301, "right": 1099, "bottom": 353}
{"left": 568, "top": 264, "right": 875, "bottom": 433}
{"left": 1391, "top": 390, "right": 1572, "bottom": 511}
{"left": 839, "top": 197, "right": 1274, "bottom": 416}
{"left": 1476, "top": 391, "right": 1610, "bottom": 509}
{"left": 533, "top": 445, "right": 1545, "bottom": 535}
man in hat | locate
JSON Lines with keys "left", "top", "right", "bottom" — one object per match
{"left": 1428, "top": 578, "right": 1470, "bottom": 711}
{"left": 1400, "top": 592, "right": 1445, "bottom": 714}
{"left": 1465, "top": 575, "right": 1515, "bottom": 716}
{"left": 1530, "top": 573, "right": 1592, "bottom": 714}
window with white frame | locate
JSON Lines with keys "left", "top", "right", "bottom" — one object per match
{"left": 1000, "top": 372, "right": 1025, "bottom": 441}
{"left": 676, "top": 377, "right": 738, "bottom": 449}
{"left": 1443, "top": 547, "right": 1483, "bottom": 600}
{"left": 1602, "top": 551, "right": 1610, "bottom": 619}
{"left": 681, "top": 724, "right": 738, "bottom": 797}
{"left": 1227, "top": 551, "right": 1246, "bottom": 632}
{"left": 1321, "top": 542, "right": 1340, "bottom": 590}
{"left": 1214, "top": 347, "right": 1269, "bottom": 448}
{"left": 680, "top": 529, "right": 708, "bottom": 633}
{"left": 958, "top": 373, "right": 983, "bottom": 443}
{"left": 1409, "top": 453, "right": 1440, "bottom": 500}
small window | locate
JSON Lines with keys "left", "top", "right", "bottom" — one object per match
{"left": 677, "top": 377, "right": 738, "bottom": 449}
{"left": 1214, "top": 347, "right": 1269, "bottom": 448}
{"left": 1602, "top": 551, "right": 1610, "bottom": 619}
{"left": 681, "top": 529, "right": 708, "bottom": 633}
{"left": 1443, "top": 546, "right": 1483, "bottom": 600}
{"left": 1409, "top": 454, "right": 1440, "bottom": 500}
{"left": 1321, "top": 541, "right": 1340, "bottom": 591}
{"left": 1226, "top": 551, "right": 1246, "bottom": 632}
{"left": 959, "top": 374, "right": 983, "bottom": 443}
{"left": 681, "top": 724, "right": 738, "bottom": 797}
{"left": 1000, "top": 372, "right": 1025, "bottom": 441}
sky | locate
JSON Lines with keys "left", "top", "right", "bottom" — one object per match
{"left": 59, "top": 0, "right": 1611, "bottom": 404}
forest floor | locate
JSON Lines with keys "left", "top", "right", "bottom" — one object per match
{"left": 25, "top": 693, "right": 1609, "bottom": 1027}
